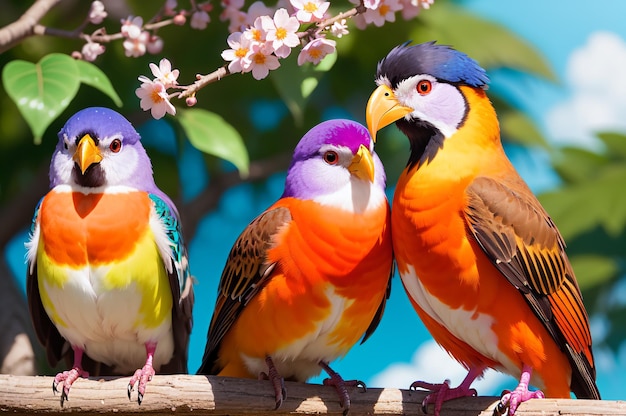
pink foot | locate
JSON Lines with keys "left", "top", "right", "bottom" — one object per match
{"left": 496, "top": 365, "right": 544, "bottom": 415}
{"left": 127, "top": 342, "right": 157, "bottom": 405}
{"left": 259, "top": 356, "right": 286, "bottom": 410}
{"left": 52, "top": 347, "right": 88, "bottom": 406}
{"left": 320, "top": 361, "right": 366, "bottom": 416}
{"left": 53, "top": 367, "right": 89, "bottom": 406}
{"left": 411, "top": 379, "right": 477, "bottom": 416}
{"left": 410, "top": 367, "right": 483, "bottom": 416}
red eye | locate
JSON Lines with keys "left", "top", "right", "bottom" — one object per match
{"left": 109, "top": 139, "right": 122, "bottom": 153}
{"left": 323, "top": 151, "right": 338, "bottom": 165}
{"left": 417, "top": 79, "right": 432, "bottom": 95}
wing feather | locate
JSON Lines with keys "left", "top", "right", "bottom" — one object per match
{"left": 197, "top": 206, "right": 292, "bottom": 375}
{"left": 464, "top": 176, "right": 599, "bottom": 399}
{"left": 149, "top": 194, "right": 194, "bottom": 374}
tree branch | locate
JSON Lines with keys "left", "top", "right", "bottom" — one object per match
{"left": 0, "top": 0, "right": 62, "bottom": 53}
{"left": 0, "top": 374, "right": 621, "bottom": 415}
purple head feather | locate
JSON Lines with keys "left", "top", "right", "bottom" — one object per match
{"left": 282, "top": 119, "right": 386, "bottom": 201}
{"left": 52, "top": 107, "right": 175, "bottom": 211}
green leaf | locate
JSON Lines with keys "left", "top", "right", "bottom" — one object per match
{"left": 177, "top": 108, "right": 249, "bottom": 177}
{"left": 569, "top": 255, "right": 619, "bottom": 291}
{"left": 552, "top": 146, "right": 608, "bottom": 184}
{"left": 271, "top": 52, "right": 337, "bottom": 126}
{"left": 540, "top": 165, "right": 626, "bottom": 239}
{"left": 596, "top": 131, "right": 626, "bottom": 159}
{"left": 499, "top": 109, "right": 549, "bottom": 148}
{"left": 417, "top": 3, "right": 556, "bottom": 81}
{"left": 2, "top": 53, "right": 80, "bottom": 144}
{"left": 75, "top": 59, "right": 123, "bottom": 107}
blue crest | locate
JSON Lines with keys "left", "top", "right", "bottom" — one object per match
{"left": 377, "top": 41, "right": 490, "bottom": 89}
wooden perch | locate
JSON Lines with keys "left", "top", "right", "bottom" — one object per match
{"left": 0, "top": 374, "right": 623, "bottom": 415}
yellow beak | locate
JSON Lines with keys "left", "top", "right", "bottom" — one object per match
{"left": 73, "top": 134, "right": 103, "bottom": 174}
{"left": 366, "top": 84, "right": 413, "bottom": 142}
{"left": 349, "top": 144, "right": 375, "bottom": 182}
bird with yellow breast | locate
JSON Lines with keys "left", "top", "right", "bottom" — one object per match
{"left": 27, "top": 107, "right": 194, "bottom": 405}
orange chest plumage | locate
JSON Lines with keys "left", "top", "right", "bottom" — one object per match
{"left": 39, "top": 190, "right": 151, "bottom": 267}
{"left": 269, "top": 197, "right": 392, "bottom": 294}
{"left": 216, "top": 197, "right": 393, "bottom": 378}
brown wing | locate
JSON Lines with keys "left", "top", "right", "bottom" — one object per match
{"left": 197, "top": 206, "right": 292, "bottom": 375}
{"left": 464, "top": 176, "right": 599, "bottom": 399}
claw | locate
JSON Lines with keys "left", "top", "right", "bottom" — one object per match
{"left": 128, "top": 342, "right": 157, "bottom": 405}
{"left": 409, "top": 367, "right": 483, "bottom": 416}
{"left": 53, "top": 367, "right": 89, "bottom": 407}
{"left": 319, "top": 361, "right": 365, "bottom": 416}
{"left": 497, "top": 365, "right": 544, "bottom": 415}
{"left": 128, "top": 364, "right": 155, "bottom": 405}
{"left": 262, "top": 356, "right": 286, "bottom": 410}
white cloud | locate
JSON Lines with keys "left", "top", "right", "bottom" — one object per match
{"left": 546, "top": 31, "right": 626, "bottom": 149}
{"left": 369, "top": 340, "right": 513, "bottom": 396}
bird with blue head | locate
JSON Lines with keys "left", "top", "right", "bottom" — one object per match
{"left": 366, "top": 41, "right": 600, "bottom": 415}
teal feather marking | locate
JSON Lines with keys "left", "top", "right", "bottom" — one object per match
{"left": 30, "top": 197, "right": 45, "bottom": 235}
{"left": 149, "top": 194, "right": 190, "bottom": 295}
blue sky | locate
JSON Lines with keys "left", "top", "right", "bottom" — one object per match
{"left": 5, "top": 0, "right": 626, "bottom": 404}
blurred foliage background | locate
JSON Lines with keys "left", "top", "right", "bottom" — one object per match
{"left": 0, "top": 0, "right": 624, "bottom": 376}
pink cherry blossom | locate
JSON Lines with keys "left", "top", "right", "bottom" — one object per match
{"left": 123, "top": 31, "right": 149, "bottom": 57}
{"left": 121, "top": 15, "right": 143, "bottom": 39}
{"left": 290, "top": 0, "right": 329, "bottom": 23}
{"left": 362, "top": 0, "right": 381, "bottom": 9}
{"left": 328, "top": 19, "right": 349, "bottom": 38}
{"left": 243, "top": 16, "right": 267, "bottom": 44}
{"left": 186, "top": 96, "right": 198, "bottom": 107}
{"left": 261, "top": 8, "right": 300, "bottom": 58}
{"left": 190, "top": 10, "right": 211, "bottom": 29}
{"left": 222, "top": 31, "right": 253, "bottom": 73}
{"left": 221, "top": 7, "right": 248, "bottom": 32}
{"left": 199, "top": 1, "right": 213, "bottom": 12}
{"left": 173, "top": 13, "right": 186, "bottom": 25}
{"left": 222, "top": 0, "right": 245, "bottom": 9}
{"left": 81, "top": 42, "right": 105, "bottom": 61}
{"left": 88, "top": 1, "right": 107, "bottom": 24}
{"left": 362, "top": 0, "right": 402, "bottom": 27}
{"left": 246, "top": 1, "right": 273, "bottom": 25}
{"left": 248, "top": 42, "right": 280, "bottom": 80}
{"left": 164, "top": 0, "right": 178, "bottom": 16}
{"left": 147, "top": 35, "right": 164, "bottom": 54}
{"left": 400, "top": 0, "right": 433, "bottom": 19}
{"left": 297, "top": 37, "right": 335, "bottom": 65}
{"left": 149, "top": 58, "right": 179, "bottom": 88}
{"left": 135, "top": 77, "right": 176, "bottom": 119}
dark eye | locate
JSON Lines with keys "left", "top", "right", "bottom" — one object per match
{"left": 109, "top": 139, "right": 122, "bottom": 153}
{"left": 417, "top": 79, "right": 432, "bottom": 95}
{"left": 64, "top": 141, "right": 69, "bottom": 150}
{"left": 323, "top": 151, "right": 338, "bottom": 165}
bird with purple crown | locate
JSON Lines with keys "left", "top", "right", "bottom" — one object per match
{"left": 198, "top": 119, "right": 394, "bottom": 414}
{"left": 26, "top": 107, "right": 194, "bottom": 405}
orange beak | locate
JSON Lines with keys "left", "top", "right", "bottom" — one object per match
{"left": 73, "top": 134, "right": 103, "bottom": 174}
{"left": 366, "top": 84, "right": 413, "bottom": 142}
{"left": 349, "top": 144, "right": 375, "bottom": 182}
